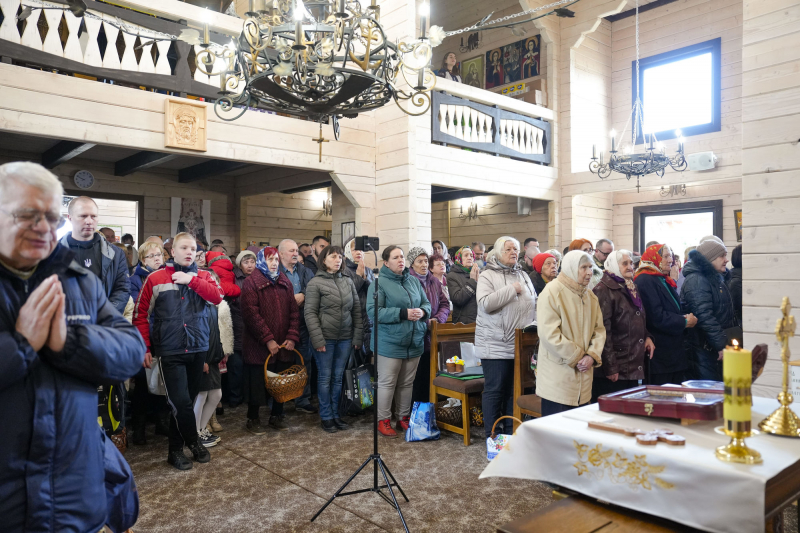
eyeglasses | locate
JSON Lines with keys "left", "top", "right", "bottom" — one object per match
{"left": 144, "top": 253, "right": 163, "bottom": 260}
{"left": 584, "top": 247, "right": 595, "bottom": 253}
{"left": 0, "top": 207, "right": 65, "bottom": 230}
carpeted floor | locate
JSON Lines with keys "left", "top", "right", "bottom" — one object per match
{"left": 126, "top": 403, "right": 800, "bottom": 533}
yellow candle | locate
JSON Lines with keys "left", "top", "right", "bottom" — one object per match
{"left": 723, "top": 341, "right": 752, "bottom": 428}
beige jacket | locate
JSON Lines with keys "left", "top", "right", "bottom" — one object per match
{"left": 535, "top": 272, "right": 606, "bottom": 406}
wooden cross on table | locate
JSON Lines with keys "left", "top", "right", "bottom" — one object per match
{"left": 588, "top": 421, "right": 686, "bottom": 446}
{"left": 312, "top": 124, "right": 329, "bottom": 163}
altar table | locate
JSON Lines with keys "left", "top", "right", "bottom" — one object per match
{"left": 481, "top": 398, "right": 800, "bottom": 533}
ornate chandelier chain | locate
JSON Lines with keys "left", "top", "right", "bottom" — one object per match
{"left": 444, "top": 0, "right": 576, "bottom": 37}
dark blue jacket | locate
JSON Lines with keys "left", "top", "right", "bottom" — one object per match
{"left": 60, "top": 234, "right": 131, "bottom": 314}
{"left": 129, "top": 263, "right": 156, "bottom": 304}
{"left": 634, "top": 272, "right": 688, "bottom": 374}
{"left": 680, "top": 250, "right": 737, "bottom": 355}
{"left": 0, "top": 244, "right": 146, "bottom": 533}
{"left": 279, "top": 261, "right": 315, "bottom": 335}
{"left": 133, "top": 261, "right": 224, "bottom": 357}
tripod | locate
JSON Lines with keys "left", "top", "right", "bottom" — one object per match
{"left": 310, "top": 274, "right": 411, "bottom": 532}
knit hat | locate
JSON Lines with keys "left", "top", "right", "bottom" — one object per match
{"left": 532, "top": 253, "right": 555, "bottom": 274}
{"left": 235, "top": 249, "right": 257, "bottom": 268}
{"left": 697, "top": 239, "right": 727, "bottom": 262}
{"left": 700, "top": 235, "right": 724, "bottom": 245}
{"left": 406, "top": 246, "right": 428, "bottom": 267}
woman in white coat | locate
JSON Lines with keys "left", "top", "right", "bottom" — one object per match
{"left": 475, "top": 236, "right": 536, "bottom": 438}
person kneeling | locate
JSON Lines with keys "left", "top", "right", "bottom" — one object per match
{"left": 134, "top": 232, "right": 224, "bottom": 470}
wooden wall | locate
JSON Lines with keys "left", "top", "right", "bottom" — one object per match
{"left": 741, "top": 0, "right": 800, "bottom": 397}
{"left": 243, "top": 188, "right": 332, "bottom": 248}
{"left": 611, "top": 180, "right": 742, "bottom": 252}
{"left": 431, "top": 196, "right": 549, "bottom": 249}
{"left": 572, "top": 192, "right": 614, "bottom": 245}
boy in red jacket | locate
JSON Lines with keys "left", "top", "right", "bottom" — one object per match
{"left": 134, "top": 232, "right": 224, "bottom": 470}
{"left": 206, "top": 251, "right": 241, "bottom": 298}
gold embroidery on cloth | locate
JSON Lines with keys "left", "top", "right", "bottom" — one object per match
{"left": 573, "top": 441, "right": 674, "bottom": 491}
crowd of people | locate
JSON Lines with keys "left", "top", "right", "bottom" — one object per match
{"left": 1, "top": 160, "right": 745, "bottom": 529}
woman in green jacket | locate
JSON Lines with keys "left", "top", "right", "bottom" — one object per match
{"left": 367, "top": 245, "right": 432, "bottom": 438}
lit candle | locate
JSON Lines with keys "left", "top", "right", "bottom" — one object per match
{"left": 678, "top": 136, "right": 685, "bottom": 154}
{"left": 592, "top": 144, "right": 596, "bottom": 159}
{"left": 723, "top": 340, "right": 752, "bottom": 434}
{"left": 610, "top": 129, "right": 616, "bottom": 153}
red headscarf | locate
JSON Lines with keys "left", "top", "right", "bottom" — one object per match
{"left": 634, "top": 243, "right": 677, "bottom": 288}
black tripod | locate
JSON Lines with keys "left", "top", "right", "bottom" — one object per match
{"left": 310, "top": 274, "right": 410, "bottom": 532}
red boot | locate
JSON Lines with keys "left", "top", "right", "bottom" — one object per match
{"left": 378, "top": 419, "right": 397, "bottom": 438}
{"left": 396, "top": 416, "right": 410, "bottom": 431}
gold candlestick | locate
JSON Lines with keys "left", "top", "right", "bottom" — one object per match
{"left": 759, "top": 297, "right": 800, "bottom": 437}
{"left": 716, "top": 340, "right": 762, "bottom": 463}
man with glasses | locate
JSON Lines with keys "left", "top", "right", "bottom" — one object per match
{"left": 59, "top": 196, "right": 130, "bottom": 313}
{"left": 0, "top": 162, "right": 145, "bottom": 532}
{"left": 594, "top": 238, "right": 615, "bottom": 271}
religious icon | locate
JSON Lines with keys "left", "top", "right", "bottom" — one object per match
{"left": 502, "top": 41, "right": 522, "bottom": 84}
{"left": 485, "top": 48, "right": 503, "bottom": 89}
{"left": 164, "top": 98, "right": 207, "bottom": 151}
{"left": 522, "top": 35, "right": 540, "bottom": 79}
{"left": 462, "top": 55, "right": 484, "bottom": 88}
{"left": 176, "top": 198, "right": 208, "bottom": 244}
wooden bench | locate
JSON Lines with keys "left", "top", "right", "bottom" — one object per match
{"left": 513, "top": 328, "right": 542, "bottom": 431}
{"left": 429, "top": 321, "right": 482, "bottom": 446}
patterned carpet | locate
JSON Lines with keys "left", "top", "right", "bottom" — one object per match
{"left": 125, "top": 404, "right": 800, "bottom": 532}
{"left": 125, "top": 403, "right": 552, "bottom": 533}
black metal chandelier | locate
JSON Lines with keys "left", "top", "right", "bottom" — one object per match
{"left": 195, "top": 0, "right": 444, "bottom": 125}
{"left": 588, "top": 0, "right": 687, "bottom": 189}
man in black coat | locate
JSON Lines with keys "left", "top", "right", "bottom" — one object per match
{"left": 680, "top": 240, "right": 736, "bottom": 381}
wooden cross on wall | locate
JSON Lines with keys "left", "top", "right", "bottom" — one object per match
{"left": 312, "top": 124, "right": 329, "bottom": 163}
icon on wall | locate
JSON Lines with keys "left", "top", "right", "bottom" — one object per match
{"left": 462, "top": 55, "right": 484, "bottom": 88}
{"left": 734, "top": 209, "right": 742, "bottom": 242}
{"left": 485, "top": 35, "right": 540, "bottom": 89}
{"left": 502, "top": 41, "right": 522, "bottom": 84}
{"left": 485, "top": 48, "right": 504, "bottom": 89}
{"left": 522, "top": 35, "right": 540, "bottom": 79}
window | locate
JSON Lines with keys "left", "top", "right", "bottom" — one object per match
{"left": 634, "top": 38, "right": 721, "bottom": 143}
{"left": 633, "top": 200, "right": 722, "bottom": 255}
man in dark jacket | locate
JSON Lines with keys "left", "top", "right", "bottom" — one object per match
{"left": 0, "top": 162, "right": 145, "bottom": 533}
{"left": 61, "top": 196, "right": 130, "bottom": 313}
{"left": 680, "top": 240, "right": 736, "bottom": 381}
{"left": 303, "top": 235, "right": 330, "bottom": 274}
{"left": 278, "top": 239, "right": 318, "bottom": 415}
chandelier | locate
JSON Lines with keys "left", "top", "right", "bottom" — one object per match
{"left": 194, "top": 0, "right": 445, "bottom": 126}
{"left": 588, "top": 0, "right": 686, "bottom": 190}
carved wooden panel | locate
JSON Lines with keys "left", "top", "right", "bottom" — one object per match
{"left": 164, "top": 98, "right": 207, "bottom": 152}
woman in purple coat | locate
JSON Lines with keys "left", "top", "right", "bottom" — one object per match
{"left": 408, "top": 247, "right": 451, "bottom": 403}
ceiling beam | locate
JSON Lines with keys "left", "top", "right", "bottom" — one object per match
{"left": 604, "top": 0, "right": 678, "bottom": 22}
{"left": 115, "top": 151, "right": 179, "bottom": 176}
{"left": 178, "top": 160, "right": 251, "bottom": 183}
{"left": 281, "top": 181, "right": 332, "bottom": 195}
{"left": 41, "top": 141, "right": 95, "bottom": 169}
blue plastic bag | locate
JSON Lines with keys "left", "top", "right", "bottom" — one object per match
{"left": 405, "top": 401, "right": 440, "bottom": 442}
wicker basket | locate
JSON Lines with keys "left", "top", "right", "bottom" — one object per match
{"left": 110, "top": 427, "right": 127, "bottom": 454}
{"left": 435, "top": 400, "right": 463, "bottom": 427}
{"left": 264, "top": 349, "right": 307, "bottom": 404}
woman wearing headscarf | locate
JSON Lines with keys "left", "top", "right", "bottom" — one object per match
{"left": 240, "top": 247, "right": 300, "bottom": 435}
{"left": 476, "top": 236, "right": 536, "bottom": 438}
{"left": 592, "top": 250, "right": 655, "bottom": 401}
{"left": 407, "top": 247, "right": 451, "bottom": 404}
{"left": 447, "top": 245, "right": 480, "bottom": 324}
{"left": 634, "top": 244, "right": 697, "bottom": 385}
{"left": 432, "top": 240, "right": 453, "bottom": 272}
{"left": 530, "top": 252, "right": 558, "bottom": 295}
{"left": 569, "top": 239, "right": 603, "bottom": 289}
{"left": 536, "top": 251, "right": 605, "bottom": 415}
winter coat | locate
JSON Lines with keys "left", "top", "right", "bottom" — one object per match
{"left": 241, "top": 269, "right": 301, "bottom": 366}
{"left": 535, "top": 273, "right": 606, "bottom": 406}
{"left": 519, "top": 259, "right": 535, "bottom": 276}
{"left": 0, "top": 244, "right": 145, "bottom": 533}
{"left": 447, "top": 267, "right": 478, "bottom": 324}
{"left": 366, "top": 266, "right": 432, "bottom": 359}
{"left": 304, "top": 270, "right": 364, "bottom": 350}
{"left": 207, "top": 252, "right": 242, "bottom": 298}
{"left": 133, "top": 261, "right": 224, "bottom": 357}
{"left": 634, "top": 273, "right": 688, "bottom": 375}
{"left": 231, "top": 266, "right": 248, "bottom": 352}
{"left": 530, "top": 270, "right": 548, "bottom": 296}
{"left": 593, "top": 272, "right": 650, "bottom": 381}
{"left": 475, "top": 257, "right": 536, "bottom": 360}
{"left": 410, "top": 269, "right": 451, "bottom": 351}
{"left": 680, "top": 250, "right": 737, "bottom": 358}
{"left": 59, "top": 234, "right": 131, "bottom": 313}
{"left": 344, "top": 258, "right": 374, "bottom": 336}
{"left": 727, "top": 267, "right": 743, "bottom": 326}
{"left": 129, "top": 263, "right": 157, "bottom": 304}
{"left": 304, "top": 254, "right": 319, "bottom": 274}
{"left": 279, "top": 262, "right": 315, "bottom": 335}
{"left": 201, "top": 301, "right": 233, "bottom": 391}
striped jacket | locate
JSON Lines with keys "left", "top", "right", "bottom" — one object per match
{"left": 133, "top": 261, "right": 224, "bottom": 356}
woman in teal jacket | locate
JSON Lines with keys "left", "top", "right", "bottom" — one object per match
{"left": 367, "top": 245, "right": 432, "bottom": 438}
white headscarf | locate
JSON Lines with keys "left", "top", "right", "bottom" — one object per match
{"left": 560, "top": 250, "right": 593, "bottom": 282}
{"left": 603, "top": 249, "right": 633, "bottom": 279}
{"left": 487, "top": 235, "right": 521, "bottom": 265}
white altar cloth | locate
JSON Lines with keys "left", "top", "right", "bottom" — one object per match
{"left": 480, "top": 398, "right": 800, "bottom": 533}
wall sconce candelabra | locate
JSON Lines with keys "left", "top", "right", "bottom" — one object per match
{"left": 660, "top": 184, "right": 687, "bottom": 197}
{"left": 460, "top": 201, "right": 478, "bottom": 220}
{"left": 322, "top": 197, "right": 333, "bottom": 217}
